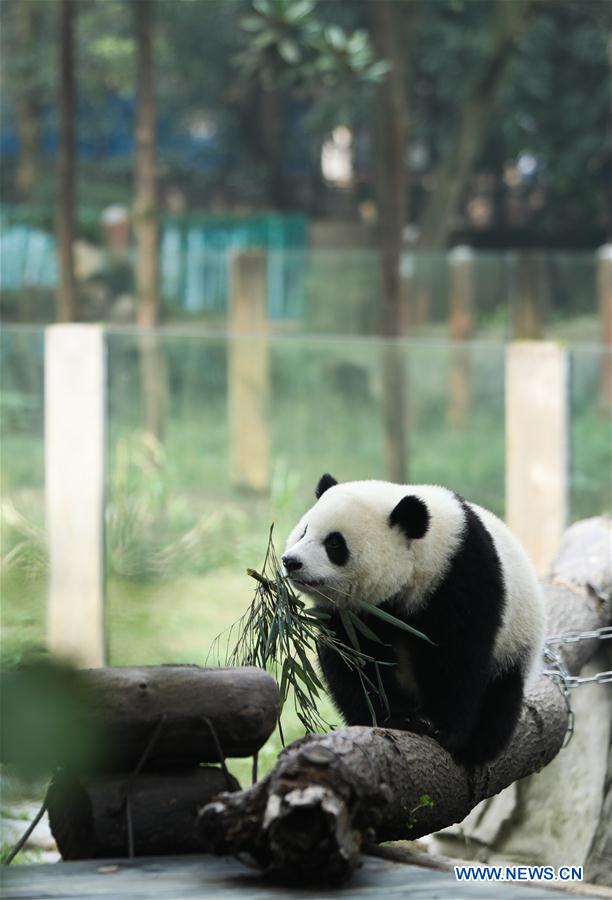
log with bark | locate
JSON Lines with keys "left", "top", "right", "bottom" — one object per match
{"left": 47, "top": 766, "right": 240, "bottom": 860}
{"left": 197, "top": 518, "right": 611, "bottom": 885}
{"left": 77, "top": 665, "right": 279, "bottom": 771}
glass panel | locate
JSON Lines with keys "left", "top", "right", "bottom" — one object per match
{"left": 1, "top": 325, "right": 608, "bottom": 681}
{"left": 1, "top": 216, "right": 602, "bottom": 348}
{"left": 0, "top": 326, "right": 46, "bottom": 665}
{"left": 104, "top": 331, "right": 507, "bottom": 669}
{"left": 570, "top": 345, "right": 612, "bottom": 521}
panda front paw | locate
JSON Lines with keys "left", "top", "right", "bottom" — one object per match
{"left": 384, "top": 713, "right": 435, "bottom": 736}
{"left": 430, "top": 727, "right": 463, "bottom": 757}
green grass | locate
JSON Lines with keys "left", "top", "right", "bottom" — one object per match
{"left": 0, "top": 843, "right": 47, "bottom": 865}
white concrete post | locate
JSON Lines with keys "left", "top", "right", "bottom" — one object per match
{"left": 505, "top": 342, "right": 569, "bottom": 575}
{"left": 228, "top": 249, "right": 269, "bottom": 492}
{"left": 45, "top": 324, "right": 106, "bottom": 666}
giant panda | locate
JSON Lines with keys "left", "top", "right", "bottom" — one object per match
{"left": 282, "top": 474, "right": 546, "bottom": 766}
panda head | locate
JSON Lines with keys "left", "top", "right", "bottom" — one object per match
{"left": 282, "top": 473, "right": 431, "bottom": 609}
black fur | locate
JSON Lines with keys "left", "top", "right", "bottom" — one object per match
{"left": 390, "top": 495, "right": 430, "bottom": 540}
{"left": 316, "top": 500, "right": 525, "bottom": 766}
{"left": 282, "top": 555, "right": 302, "bottom": 573}
{"left": 324, "top": 531, "right": 349, "bottom": 566}
{"left": 316, "top": 473, "right": 338, "bottom": 499}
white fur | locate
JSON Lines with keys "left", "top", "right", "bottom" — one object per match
{"left": 284, "top": 480, "right": 545, "bottom": 678}
{"left": 285, "top": 481, "right": 463, "bottom": 609}
{"left": 471, "top": 503, "right": 545, "bottom": 682}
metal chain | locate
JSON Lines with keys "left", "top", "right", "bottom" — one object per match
{"left": 541, "top": 626, "right": 612, "bottom": 748}
{"left": 545, "top": 625, "right": 612, "bottom": 646}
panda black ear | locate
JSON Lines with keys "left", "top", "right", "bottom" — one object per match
{"left": 390, "top": 496, "right": 430, "bottom": 541}
{"left": 315, "top": 473, "right": 338, "bottom": 499}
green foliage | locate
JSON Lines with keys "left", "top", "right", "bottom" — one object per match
{"left": 236, "top": 0, "right": 387, "bottom": 91}
{"left": 0, "top": 656, "right": 104, "bottom": 779}
{"left": 1, "top": 0, "right": 608, "bottom": 238}
{"left": 215, "top": 526, "right": 432, "bottom": 738}
{"left": 407, "top": 793, "right": 434, "bottom": 829}
{"left": 106, "top": 431, "right": 260, "bottom": 581}
{"left": 211, "top": 529, "right": 378, "bottom": 744}
{"left": 0, "top": 843, "right": 47, "bottom": 866}
{"left": 0, "top": 500, "right": 46, "bottom": 583}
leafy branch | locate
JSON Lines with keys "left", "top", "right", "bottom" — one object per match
{"left": 236, "top": 0, "right": 388, "bottom": 91}
{"left": 210, "top": 525, "right": 433, "bottom": 741}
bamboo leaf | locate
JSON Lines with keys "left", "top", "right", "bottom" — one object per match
{"left": 292, "top": 660, "right": 319, "bottom": 698}
{"left": 374, "top": 662, "right": 391, "bottom": 719}
{"left": 338, "top": 608, "right": 361, "bottom": 652}
{"left": 357, "top": 600, "right": 437, "bottom": 646}
{"left": 358, "top": 669, "right": 377, "bottom": 726}
{"left": 296, "top": 646, "right": 324, "bottom": 690}
{"left": 346, "top": 610, "right": 388, "bottom": 645}
{"left": 279, "top": 658, "right": 291, "bottom": 705}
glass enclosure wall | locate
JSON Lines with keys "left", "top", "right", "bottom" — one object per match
{"left": 0, "top": 230, "right": 604, "bottom": 344}
{"left": 1, "top": 326, "right": 610, "bottom": 672}
{"left": 570, "top": 344, "right": 612, "bottom": 521}
{"left": 0, "top": 327, "right": 46, "bottom": 665}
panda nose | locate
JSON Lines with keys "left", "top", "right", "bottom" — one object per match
{"left": 282, "top": 555, "right": 302, "bottom": 574}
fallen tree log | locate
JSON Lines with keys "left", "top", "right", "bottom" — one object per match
{"left": 197, "top": 518, "right": 611, "bottom": 884}
{"left": 47, "top": 766, "right": 239, "bottom": 860}
{"left": 77, "top": 666, "right": 279, "bottom": 770}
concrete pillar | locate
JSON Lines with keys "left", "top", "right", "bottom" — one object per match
{"left": 45, "top": 324, "right": 106, "bottom": 666}
{"left": 505, "top": 341, "right": 569, "bottom": 575}
{"left": 228, "top": 250, "right": 269, "bottom": 492}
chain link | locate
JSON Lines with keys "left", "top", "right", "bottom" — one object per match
{"left": 545, "top": 626, "right": 612, "bottom": 646}
{"left": 541, "top": 626, "right": 611, "bottom": 748}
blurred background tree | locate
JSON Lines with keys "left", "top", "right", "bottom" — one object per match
{"left": 0, "top": 0, "right": 608, "bottom": 245}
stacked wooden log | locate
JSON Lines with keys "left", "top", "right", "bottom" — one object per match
{"left": 46, "top": 665, "right": 279, "bottom": 860}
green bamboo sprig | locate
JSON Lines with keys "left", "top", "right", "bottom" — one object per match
{"left": 211, "top": 525, "right": 434, "bottom": 739}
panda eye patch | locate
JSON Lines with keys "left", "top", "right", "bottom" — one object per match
{"left": 324, "top": 531, "right": 349, "bottom": 566}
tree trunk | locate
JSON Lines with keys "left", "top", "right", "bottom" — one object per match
{"left": 261, "top": 87, "right": 288, "bottom": 211}
{"left": 14, "top": 0, "right": 41, "bottom": 200}
{"left": 133, "top": 0, "right": 165, "bottom": 439}
{"left": 511, "top": 252, "right": 547, "bottom": 339}
{"left": 56, "top": 0, "right": 77, "bottom": 322}
{"left": 370, "top": 0, "right": 416, "bottom": 484}
{"left": 134, "top": 0, "right": 159, "bottom": 328}
{"left": 198, "top": 518, "right": 611, "bottom": 885}
{"left": 447, "top": 247, "right": 475, "bottom": 428}
{"left": 417, "top": 0, "right": 533, "bottom": 250}
{"left": 370, "top": 0, "right": 412, "bottom": 339}
{"left": 48, "top": 766, "right": 240, "bottom": 860}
